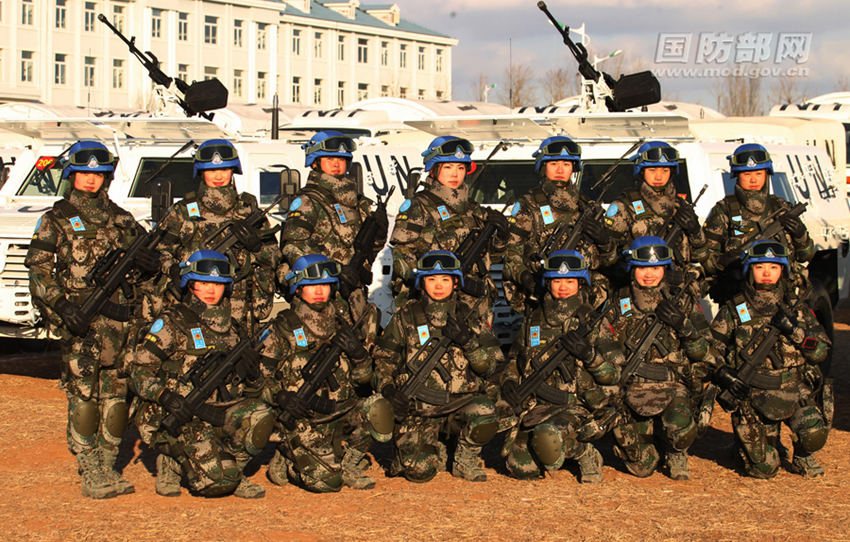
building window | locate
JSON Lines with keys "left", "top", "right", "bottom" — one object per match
{"left": 55, "top": 0, "right": 66, "bottom": 29}
{"left": 292, "top": 29, "right": 301, "bottom": 55}
{"left": 178, "top": 64, "right": 189, "bottom": 81}
{"left": 357, "top": 83, "right": 368, "bottom": 101}
{"left": 151, "top": 9, "right": 163, "bottom": 38}
{"left": 20, "top": 50, "right": 33, "bottom": 82}
{"left": 436, "top": 90, "right": 444, "bottom": 100}
{"left": 337, "top": 81, "right": 345, "bottom": 106}
{"left": 436, "top": 49, "right": 444, "bottom": 72}
{"left": 112, "top": 58, "right": 124, "bottom": 89}
{"left": 418, "top": 89, "right": 426, "bottom": 100}
{"left": 292, "top": 77, "right": 301, "bottom": 103}
{"left": 84, "top": 56, "right": 96, "bottom": 87}
{"left": 178, "top": 13, "right": 189, "bottom": 41}
{"left": 257, "top": 23, "right": 267, "bottom": 50}
{"left": 21, "top": 0, "right": 33, "bottom": 26}
{"left": 380, "top": 85, "right": 389, "bottom": 97}
{"left": 112, "top": 5, "right": 124, "bottom": 33}
{"left": 84, "top": 2, "right": 96, "bottom": 31}
{"left": 204, "top": 66, "right": 217, "bottom": 80}
{"left": 418, "top": 47, "right": 425, "bottom": 71}
{"left": 337, "top": 35, "right": 345, "bottom": 61}
{"left": 399, "top": 86, "right": 407, "bottom": 99}
{"left": 54, "top": 53, "right": 66, "bottom": 85}
{"left": 357, "top": 38, "right": 368, "bottom": 64}
{"left": 232, "top": 69, "right": 243, "bottom": 97}
{"left": 380, "top": 41, "right": 389, "bottom": 66}
{"left": 233, "top": 20, "right": 243, "bottom": 47}
{"left": 257, "top": 72, "right": 267, "bottom": 100}
{"left": 314, "top": 32, "right": 323, "bottom": 58}
{"left": 204, "top": 16, "right": 218, "bottom": 45}
{"left": 313, "top": 78, "right": 322, "bottom": 104}
{"left": 399, "top": 44, "right": 407, "bottom": 68}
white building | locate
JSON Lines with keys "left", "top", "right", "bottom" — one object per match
{"left": 0, "top": 0, "right": 456, "bottom": 111}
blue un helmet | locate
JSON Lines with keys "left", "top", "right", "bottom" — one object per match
{"left": 179, "top": 250, "right": 234, "bottom": 289}
{"left": 741, "top": 239, "right": 790, "bottom": 276}
{"left": 728, "top": 143, "right": 774, "bottom": 176}
{"left": 632, "top": 141, "right": 679, "bottom": 178}
{"left": 194, "top": 139, "right": 242, "bottom": 178}
{"left": 422, "top": 136, "right": 474, "bottom": 173}
{"left": 302, "top": 130, "right": 356, "bottom": 168}
{"left": 533, "top": 136, "right": 582, "bottom": 174}
{"left": 413, "top": 250, "right": 464, "bottom": 289}
{"left": 61, "top": 140, "right": 117, "bottom": 180}
{"left": 623, "top": 236, "right": 674, "bottom": 272}
{"left": 542, "top": 250, "right": 591, "bottom": 286}
{"left": 285, "top": 254, "right": 342, "bottom": 295}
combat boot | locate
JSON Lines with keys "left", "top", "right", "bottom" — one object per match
{"left": 451, "top": 444, "right": 487, "bottom": 482}
{"left": 667, "top": 450, "right": 690, "bottom": 481}
{"left": 76, "top": 449, "right": 120, "bottom": 499}
{"left": 576, "top": 444, "right": 604, "bottom": 484}
{"left": 100, "top": 448, "right": 135, "bottom": 496}
{"left": 341, "top": 448, "right": 376, "bottom": 490}
{"left": 267, "top": 448, "right": 290, "bottom": 486}
{"left": 233, "top": 456, "right": 265, "bottom": 498}
{"left": 155, "top": 454, "right": 182, "bottom": 497}
{"left": 790, "top": 454, "right": 825, "bottom": 478}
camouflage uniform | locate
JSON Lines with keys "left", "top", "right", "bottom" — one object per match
{"left": 259, "top": 294, "right": 390, "bottom": 492}
{"left": 26, "top": 186, "right": 144, "bottom": 497}
{"left": 710, "top": 281, "right": 830, "bottom": 478}
{"left": 501, "top": 291, "right": 622, "bottom": 481}
{"left": 132, "top": 295, "right": 273, "bottom": 497}
{"left": 374, "top": 294, "right": 504, "bottom": 482}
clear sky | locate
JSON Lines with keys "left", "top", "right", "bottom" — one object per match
{"left": 400, "top": 0, "right": 850, "bottom": 109}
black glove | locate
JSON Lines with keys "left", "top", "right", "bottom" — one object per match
{"left": 656, "top": 300, "right": 686, "bottom": 330}
{"left": 159, "top": 390, "right": 193, "bottom": 427}
{"left": 331, "top": 326, "right": 369, "bottom": 361}
{"left": 561, "top": 330, "right": 593, "bottom": 361}
{"left": 358, "top": 265, "right": 374, "bottom": 287}
{"left": 276, "top": 390, "right": 310, "bottom": 420}
{"left": 583, "top": 217, "right": 611, "bottom": 245}
{"left": 501, "top": 380, "right": 522, "bottom": 411}
{"left": 54, "top": 297, "right": 90, "bottom": 337}
{"left": 338, "top": 264, "right": 361, "bottom": 297}
{"left": 444, "top": 312, "right": 474, "bottom": 348}
{"left": 714, "top": 366, "right": 749, "bottom": 400}
{"left": 487, "top": 208, "right": 510, "bottom": 242}
{"left": 460, "top": 276, "right": 486, "bottom": 298}
{"left": 779, "top": 213, "right": 806, "bottom": 239}
{"left": 518, "top": 270, "right": 537, "bottom": 295}
{"left": 672, "top": 204, "right": 700, "bottom": 236}
{"left": 665, "top": 268, "right": 685, "bottom": 288}
{"left": 374, "top": 209, "right": 389, "bottom": 242}
{"left": 307, "top": 394, "right": 337, "bottom": 415}
{"left": 231, "top": 221, "right": 263, "bottom": 252}
{"left": 771, "top": 305, "right": 799, "bottom": 336}
{"left": 381, "top": 385, "right": 409, "bottom": 420}
{"left": 133, "top": 246, "right": 162, "bottom": 275}
{"left": 718, "top": 250, "right": 741, "bottom": 269}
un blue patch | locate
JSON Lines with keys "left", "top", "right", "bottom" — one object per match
{"left": 511, "top": 201, "right": 521, "bottom": 217}
{"left": 69, "top": 216, "right": 85, "bottom": 232}
{"left": 417, "top": 324, "right": 430, "bottom": 345}
{"left": 529, "top": 326, "right": 541, "bottom": 347}
{"left": 186, "top": 202, "right": 200, "bottom": 218}
{"left": 631, "top": 200, "right": 645, "bottom": 215}
{"left": 294, "top": 327, "right": 308, "bottom": 347}
{"left": 289, "top": 197, "right": 302, "bottom": 212}
{"left": 735, "top": 302, "right": 752, "bottom": 323}
{"left": 150, "top": 318, "right": 164, "bottom": 334}
{"left": 437, "top": 205, "right": 451, "bottom": 221}
{"left": 539, "top": 205, "right": 554, "bottom": 225}
{"left": 399, "top": 199, "right": 412, "bottom": 213}
{"left": 620, "top": 297, "right": 632, "bottom": 315}
{"left": 333, "top": 203, "right": 348, "bottom": 224}
{"left": 606, "top": 204, "right": 619, "bottom": 217}
{"left": 190, "top": 327, "right": 206, "bottom": 349}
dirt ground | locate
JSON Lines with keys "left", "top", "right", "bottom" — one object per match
{"left": 1, "top": 308, "right": 849, "bottom": 542}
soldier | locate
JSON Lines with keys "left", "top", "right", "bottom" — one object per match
{"left": 500, "top": 250, "right": 622, "bottom": 483}
{"left": 280, "top": 130, "right": 388, "bottom": 318}
{"left": 389, "top": 136, "right": 509, "bottom": 312}
{"left": 25, "top": 140, "right": 160, "bottom": 498}
{"left": 605, "top": 141, "right": 707, "bottom": 268}
{"left": 609, "top": 236, "right": 717, "bottom": 480}
{"left": 260, "top": 254, "right": 391, "bottom": 493}
{"left": 374, "top": 251, "right": 504, "bottom": 482}
{"left": 503, "top": 136, "right": 617, "bottom": 307}
{"left": 703, "top": 143, "right": 814, "bottom": 303}
{"left": 710, "top": 240, "right": 831, "bottom": 478}
{"left": 159, "top": 138, "right": 279, "bottom": 327}
{"left": 131, "top": 250, "right": 274, "bottom": 498}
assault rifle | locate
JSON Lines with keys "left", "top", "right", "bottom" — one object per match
{"left": 161, "top": 327, "right": 269, "bottom": 436}
{"left": 202, "top": 193, "right": 285, "bottom": 254}
{"left": 716, "top": 202, "right": 807, "bottom": 271}
{"left": 98, "top": 14, "right": 227, "bottom": 119}
{"left": 662, "top": 183, "right": 708, "bottom": 246}
{"left": 715, "top": 324, "right": 782, "bottom": 412}
{"left": 467, "top": 141, "right": 508, "bottom": 187}
{"left": 455, "top": 202, "right": 512, "bottom": 297}
{"left": 345, "top": 186, "right": 395, "bottom": 289}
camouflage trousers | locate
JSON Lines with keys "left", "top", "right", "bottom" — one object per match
{"left": 503, "top": 404, "right": 590, "bottom": 479}
{"left": 392, "top": 395, "right": 497, "bottom": 483}
{"left": 152, "top": 398, "right": 273, "bottom": 496}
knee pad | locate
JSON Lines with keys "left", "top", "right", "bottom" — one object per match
{"left": 790, "top": 405, "right": 829, "bottom": 455}
{"left": 797, "top": 426, "right": 829, "bottom": 455}
{"left": 742, "top": 447, "right": 780, "bottom": 479}
{"left": 71, "top": 399, "right": 99, "bottom": 438}
{"left": 193, "top": 457, "right": 241, "bottom": 496}
{"left": 531, "top": 424, "right": 566, "bottom": 470}
{"left": 103, "top": 400, "right": 129, "bottom": 442}
{"left": 465, "top": 416, "right": 498, "bottom": 446}
{"left": 397, "top": 443, "right": 439, "bottom": 483}
{"left": 245, "top": 412, "right": 274, "bottom": 456}
{"left": 364, "top": 395, "right": 395, "bottom": 443}
{"left": 733, "top": 414, "right": 770, "bottom": 465}
{"left": 663, "top": 400, "right": 697, "bottom": 451}
{"left": 623, "top": 443, "right": 660, "bottom": 478}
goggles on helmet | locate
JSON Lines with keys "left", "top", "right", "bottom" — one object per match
{"left": 638, "top": 146, "right": 679, "bottom": 164}
{"left": 422, "top": 138, "right": 474, "bottom": 162}
{"left": 181, "top": 258, "right": 232, "bottom": 278}
{"left": 626, "top": 244, "right": 672, "bottom": 264}
{"left": 535, "top": 139, "right": 581, "bottom": 159}
{"left": 196, "top": 144, "right": 239, "bottom": 163}
{"left": 68, "top": 148, "right": 115, "bottom": 167}
{"left": 291, "top": 259, "right": 342, "bottom": 281}
{"left": 303, "top": 136, "right": 357, "bottom": 156}
{"left": 416, "top": 252, "right": 462, "bottom": 272}
{"left": 729, "top": 148, "right": 771, "bottom": 168}
{"left": 542, "top": 253, "right": 587, "bottom": 273}
{"left": 743, "top": 241, "right": 789, "bottom": 260}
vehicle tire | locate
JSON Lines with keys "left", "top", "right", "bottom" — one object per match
{"left": 809, "top": 280, "right": 834, "bottom": 377}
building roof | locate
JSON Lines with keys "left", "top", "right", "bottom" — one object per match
{"left": 281, "top": 1, "right": 451, "bottom": 39}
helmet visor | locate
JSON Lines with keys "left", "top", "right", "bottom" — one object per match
{"left": 639, "top": 146, "right": 679, "bottom": 163}
{"left": 538, "top": 139, "right": 581, "bottom": 158}
{"left": 542, "top": 253, "right": 587, "bottom": 272}
{"left": 297, "top": 259, "right": 342, "bottom": 280}
{"left": 304, "top": 136, "right": 356, "bottom": 155}
{"left": 185, "top": 258, "right": 232, "bottom": 278}
{"left": 196, "top": 144, "right": 239, "bottom": 163}
{"left": 745, "top": 241, "right": 789, "bottom": 260}
{"left": 730, "top": 148, "right": 770, "bottom": 167}
{"left": 629, "top": 244, "right": 672, "bottom": 264}
{"left": 68, "top": 148, "right": 114, "bottom": 167}
{"left": 423, "top": 138, "right": 474, "bottom": 162}
{"left": 416, "top": 252, "right": 461, "bottom": 272}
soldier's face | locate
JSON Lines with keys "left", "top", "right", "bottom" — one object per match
{"left": 634, "top": 265, "right": 665, "bottom": 287}
{"left": 319, "top": 157, "right": 348, "bottom": 176}
{"left": 737, "top": 170, "right": 767, "bottom": 191}
{"left": 436, "top": 162, "right": 468, "bottom": 189}
{"left": 73, "top": 172, "right": 105, "bottom": 193}
{"left": 642, "top": 167, "right": 671, "bottom": 188}
{"left": 203, "top": 168, "right": 233, "bottom": 187}
{"left": 550, "top": 278, "right": 579, "bottom": 299}
{"left": 544, "top": 160, "right": 574, "bottom": 182}
{"left": 752, "top": 262, "right": 782, "bottom": 284}
{"left": 191, "top": 281, "right": 226, "bottom": 305}
{"left": 300, "top": 283, "right": 331, "bottom": 303}
{"left": 423, "top": 274, "right": 454, "bottom": 300}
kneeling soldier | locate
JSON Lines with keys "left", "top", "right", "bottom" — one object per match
{"left": 132, "top": 250, "right": 273, "bottom": 498}
{"left": 710, "top": 240, "right": 831, "bottom": 478}
{"left": 261, "top": 254, "right": 390, "bottom": 492}
{"left": 374, "top": 251, "right": 504, "bottom": 483}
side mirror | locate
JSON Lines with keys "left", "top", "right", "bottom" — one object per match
{"left": 279, "top": 168, "right": 301, "bottom": 211}
{"left": 150, "top": 177, "right": 173, "bottom": 224}
{"left": 349, "top": 162, "right": 364, "bottom": 195}
{"left": 405, "top": 169, "right": 423, "bottom": 199}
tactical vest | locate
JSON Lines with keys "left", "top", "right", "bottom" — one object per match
{"left": 614, "top": 285, "right": 680, "bottom": 382}
{"left": 415, "top": 189, "right": 482, "bottom": 252}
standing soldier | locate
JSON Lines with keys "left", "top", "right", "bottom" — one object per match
{"left": 703, "top": 143, "right": 814, "bottom": 303}
{"left": 609, "top": 236, "right": 716, "bottom": 480}
{"left": 25, "top": 140, "right": 161, "bottom": 498}
{"left": 710, "top": 240, "right": 831, "bottom": 478}
{"left": 500, "top": 250, "right": 622, "bottom": 482}
{"left": 280, "top": 130, "right": 388, "bottom": 318}
{"left": 374, "top": 251, "right": 504, "bottom": 483}
{"left": 159, "top": 138, "right": 279, "bottom": 327}
{"left": 132, "top": 250, "right": 274, "bottom": 498}
{"left": 504, "top": 136, "right": 617, "bottom": 307}
{"left": 260, "top": 254, "right": 391, "bottom": 492}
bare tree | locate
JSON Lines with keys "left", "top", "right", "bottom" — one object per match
{"left": 769, "top": 77, "right": 808, "bottom": 106}
{"left": 835, "top": 74, "right": 850, "bottom": 92}
{"left": 713, "top": 65, "right": 764, "bottom": 116}
{"left": 496, "top": 63, "right": 537, "bottom": 108}
{"left": 469, "top": 74, "right": 489, "bottom": 102}
{"left": 540, "top": 67, "right": 579, "bottom": 104}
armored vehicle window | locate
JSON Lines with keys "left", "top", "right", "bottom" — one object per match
{"left": 129, "top": 157, "right": 195, "bottom": 199}
{"left": 770, "top": 172, "right": 796, "bottom": 202}
{"left": 579, "top": 159, "right": 691, "bottom": 203}
{"left": 259, "top": 171, "right": 281, "bottom": 205}
{"left": 17, "top": 162, "right": 66, "bottom": 196}
{"left": 469, "top": 160, "right": 537, "bottom": 204}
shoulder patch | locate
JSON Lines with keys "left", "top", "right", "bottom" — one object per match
{"left": 510, "top": 201, "right": 521, "bottom": 217}
{"left": 735, "top": 302, "right": 752, "bottom": 323}
{"left": 186, "top": 202, "right": 200, "bottom": 218}
{"left": 399, "top": 199, "right": 412, "bottom": 213}
{"left": 606, "top": 203, "right": 619, "bottom": 217}
{"left": 529, "top": 325, "right": 541, "bottom": 347}
{"left": 150, "top": 318, "right": 164, "bottom": 334}
{"left": 34, "top": 217, "right": 42, "bottom": 233}
{"left": 289, "top": 197, "right": 302, "bottom": 212}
